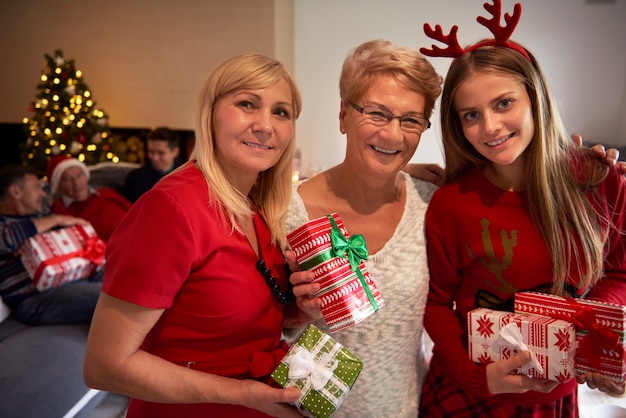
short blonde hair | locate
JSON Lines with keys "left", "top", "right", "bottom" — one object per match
{"left": 339, "top": 39, "right": 442, "bottom": 119}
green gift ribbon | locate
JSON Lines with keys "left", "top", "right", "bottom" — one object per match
{"left": 300, "top": 215, "right": 378, "bottom": 312}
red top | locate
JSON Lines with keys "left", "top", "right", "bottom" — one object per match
{"left": 424, "top": 164, "right": 626, "bottom": 406}
{"left": 103, "top": 164, "right": 291, "bottom": 418}
{"left": 50, "top": 187, "right": 131, "bottom": 242}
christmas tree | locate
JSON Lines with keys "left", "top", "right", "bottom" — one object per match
{"left": 22, "top": 49, "right": 121, "bottom": 177}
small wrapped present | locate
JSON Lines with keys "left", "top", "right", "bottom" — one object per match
{"left": 20, "top": 224, "right": 105, "bottom": 291}
{"left": 515, "top": 291, "right": 626, "bottom": 382}
{"left": 287, "top": 213, "right": 384, "bottom": 332}
{"left": 468, "top": 307, "right": 576, "bottom": 382}
{"left": 271, "top": 324, "right": 363, "bottom": 418}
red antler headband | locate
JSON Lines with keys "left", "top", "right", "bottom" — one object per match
{"left": 420, "top": 0, "right": 531, "bottom": 62}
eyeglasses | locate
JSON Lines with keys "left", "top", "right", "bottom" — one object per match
{"left": 349, "top": 102, "right": 431, "bottom": 133}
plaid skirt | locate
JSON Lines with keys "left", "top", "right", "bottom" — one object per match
{"left": 419, "top": 360, "right": 578, "bottom": 418}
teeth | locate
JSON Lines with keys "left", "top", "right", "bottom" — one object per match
{"left": 244, "top": 142, "right": 270, "bottom": 149}
{"left": 372, "top": 145, "right": 398, "bottom": 154}
{"left": 487, "top": 135, "right": 511, "bottom": 147}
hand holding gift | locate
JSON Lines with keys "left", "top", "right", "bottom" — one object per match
{"left": 272, "top": 324, "right": 363, "bottom": 418}
{"left": 468, "top": 308, "right": 576, "bottom": 384}
{"left": 287, "top": 213, "right": 384, "bottom": 332}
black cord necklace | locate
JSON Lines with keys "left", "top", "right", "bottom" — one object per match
{"left": 248, "top": 197, "right": 294, "bottom": 305}
{"left": 255, "top": 259, "right": 294, "bottom": 305}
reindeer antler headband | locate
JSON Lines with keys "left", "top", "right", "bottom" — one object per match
{"left": 420, "top": 0, "right": 531, "bottom": 62}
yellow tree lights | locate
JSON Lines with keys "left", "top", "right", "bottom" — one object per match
{"left": 22, "top": 49, "right": 121, "bottom": 177}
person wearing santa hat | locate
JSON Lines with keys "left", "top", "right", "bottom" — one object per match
{"left": 0, "top": 164, "right": 103, "bottom": 325}
{"left": 47, "top": 155, "right": 132, "bottom": 242}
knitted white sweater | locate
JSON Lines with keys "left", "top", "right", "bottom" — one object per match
{"left": 285, "top": 172, "right": 436, "bottom": 418}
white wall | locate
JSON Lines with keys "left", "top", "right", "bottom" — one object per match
{"left": 0, "top": 0, "right": 290, "bottom": 131}
{"left": 294, "top": 0, "right": 626, "bottom": 174}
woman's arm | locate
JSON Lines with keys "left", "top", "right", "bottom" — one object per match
{"left": 83, "top": 293, "right": 302, "bottom": 417}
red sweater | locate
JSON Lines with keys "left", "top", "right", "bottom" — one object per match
{"left": 424, "top": 165, "right": 626, "bottom": 406}
{"left": 51, "top": 188, "right": 132, "bottom": 242}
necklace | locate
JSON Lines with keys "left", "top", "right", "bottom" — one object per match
{"left": 255, "top": 259, "right": 294, "bottom": 304}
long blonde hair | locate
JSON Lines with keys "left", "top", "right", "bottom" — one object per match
{"left": 190, "top": 53, "right": 302, "bottom": 248}
{"left": 440, "top": 44, "right": 609, "bottom": 295}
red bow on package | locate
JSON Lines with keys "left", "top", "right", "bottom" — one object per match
{"left": 570, "top": 304, "right": 624, "bottom": 369}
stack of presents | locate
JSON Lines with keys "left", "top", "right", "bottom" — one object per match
{"left": 468, "top": 292, "right": 626, "bottom": 384}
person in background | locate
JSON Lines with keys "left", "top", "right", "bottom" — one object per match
{"left": 83, "top": 53, "right": 308, "bottom": 418}
{"left": 122, "top": 127, "right": 182, "bottom": 202}
{"left": 0, "top": 164, "right": 103, "bottom": 325}
{"left": 419, "top": 1, "right": 626, "bottom": 416}
{"left": 48, "top": 156, "right": 132, "bottom": 242}
{"left": 287, "top": 39, "right": 442, "bottom": 417}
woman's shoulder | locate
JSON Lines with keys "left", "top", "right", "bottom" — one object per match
{"left": 403, "top": 171, "right": 438, "bottom": 204}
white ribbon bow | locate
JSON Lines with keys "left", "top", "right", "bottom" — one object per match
{"left": 492, "top": 322, "right": 544, "bottom": 374}
{"left": 284, "top": 346, "right": 338, "bottom": 390}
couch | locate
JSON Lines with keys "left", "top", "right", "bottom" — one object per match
{"left": 0, "top": 161, "right": 139, "bottom": 418}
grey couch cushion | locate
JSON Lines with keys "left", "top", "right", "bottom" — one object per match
{"left": 0, "top": 318, "right": 105, "bottom": 418}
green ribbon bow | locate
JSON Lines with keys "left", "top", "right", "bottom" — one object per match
{"left": 328, "top": 217, "right": 368, "bottom": 270}
{"left": 314, "top": 215, "right": 378, "bottom": 312}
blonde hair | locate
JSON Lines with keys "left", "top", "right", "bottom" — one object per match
{"left": 339, "top": 39, "right": 442, "bottom": 119}
{"left": 440, "top": 43, "right": 609, "bottom": 295}
{"left": 190, "top": 53, "right": 302, "bottom": 248}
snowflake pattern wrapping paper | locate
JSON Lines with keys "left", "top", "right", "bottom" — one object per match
{"left": 468, "top": 307, "right": 576, "bottom": 382}
{"left": 515, "top": 291, "right": 626, "bottom": 382}
{"left": 20, "top": 223, "right": 105, "bottom": 291}
{"left": 272, "top": 324, "right": 363, "bottom": 418}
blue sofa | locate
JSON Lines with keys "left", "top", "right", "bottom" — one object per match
{"left": 0, "top": 315, "right": 107, "bottom": 418}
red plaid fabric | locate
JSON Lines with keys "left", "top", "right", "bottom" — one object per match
{"left": 419, "top": 361, "right": 578, "bottom": 418}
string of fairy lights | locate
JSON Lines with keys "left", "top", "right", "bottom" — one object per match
{"left": 22, "top": 50, "right": 119, "bottom": 175}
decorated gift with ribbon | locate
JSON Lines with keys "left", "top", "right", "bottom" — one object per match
{"left": 514, "top": 291, "right": 626, "bottom": 382}
{"left": 20, "top": 223, "right": 106, "bottom": 291}
{"left": 287, "top": 213, "right": 385, "bottom": 332}
{"left": 468, "top": 307, "right": 576, "bottom": 382}
{"left": 271, "top": 324, "right": 363, "bottom": 418}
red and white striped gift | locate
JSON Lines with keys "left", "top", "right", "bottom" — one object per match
{"left": 515, "top": 291, "right": 626, "bottom": 382}
{"left": 20, "top": 224, "right": 105, "bottom": 291}
{"left": 468, "top": 307, "right": 576, "bottom": 382}
{"left": 287, "top": 213, "right": 384, "bottom": 332}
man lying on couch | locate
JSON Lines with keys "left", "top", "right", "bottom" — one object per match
{"left": 0, "top": 164, "right": 103, "bottom": 325}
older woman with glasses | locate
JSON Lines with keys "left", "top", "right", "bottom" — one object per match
{"left": 285, "top": 39, "right": 442, "bottom": 417}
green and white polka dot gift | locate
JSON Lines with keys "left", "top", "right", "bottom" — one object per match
{"left": 272, "top": 324, "right": 363, "bottom": 418}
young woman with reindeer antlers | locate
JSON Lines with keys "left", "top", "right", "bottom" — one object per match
{"left": 418, "top": 0, "right": 626, "bottom": 417}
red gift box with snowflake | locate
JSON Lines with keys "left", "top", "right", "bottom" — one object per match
{"left": 287, "top": 213, "right": 385, "bottom": 332}
{"left": 514, "top": 291, "right": 626, "bottom": 383}
{"left": 468, "top": 307, "right": 576, "bottom": 382}
{"left": 20, "top": 224, "right": 105, "bottom": 291}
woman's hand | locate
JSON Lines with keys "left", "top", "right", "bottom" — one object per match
{"left": 240, "top": 381, "right": 303, "bottom": 417}
{"left": 486, "top": 351, "right": 559, "bottom": 395}
{"left": 284, "top": 250, "right": 322, "bottom": 322}
{"left": 577, "top": 372, "right": 626, "bottom": 396}
{"left": 403, "top": 163, "right": 444, "bottom": 186}
{"left": 572, "top": 134, "right": 626, "bottom": 175}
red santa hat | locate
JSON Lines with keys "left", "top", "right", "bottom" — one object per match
{"left": 46, "top": 155, "right": 90, "bottom": 197}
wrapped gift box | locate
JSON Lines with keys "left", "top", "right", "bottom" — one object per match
{"left": 515, "top": 291, "right": 626, "bottom": 382}
{"left": 20, "top": 224, "right": 105, "bottom": 291}
{"left": 271, "top": 324, "right": 363, "bottom": 418}
{"left": 468, "top": 307, "right": 576, "bottom": 382}
{"left": 287, "top": 213, "right": 384, "bottom": 332}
